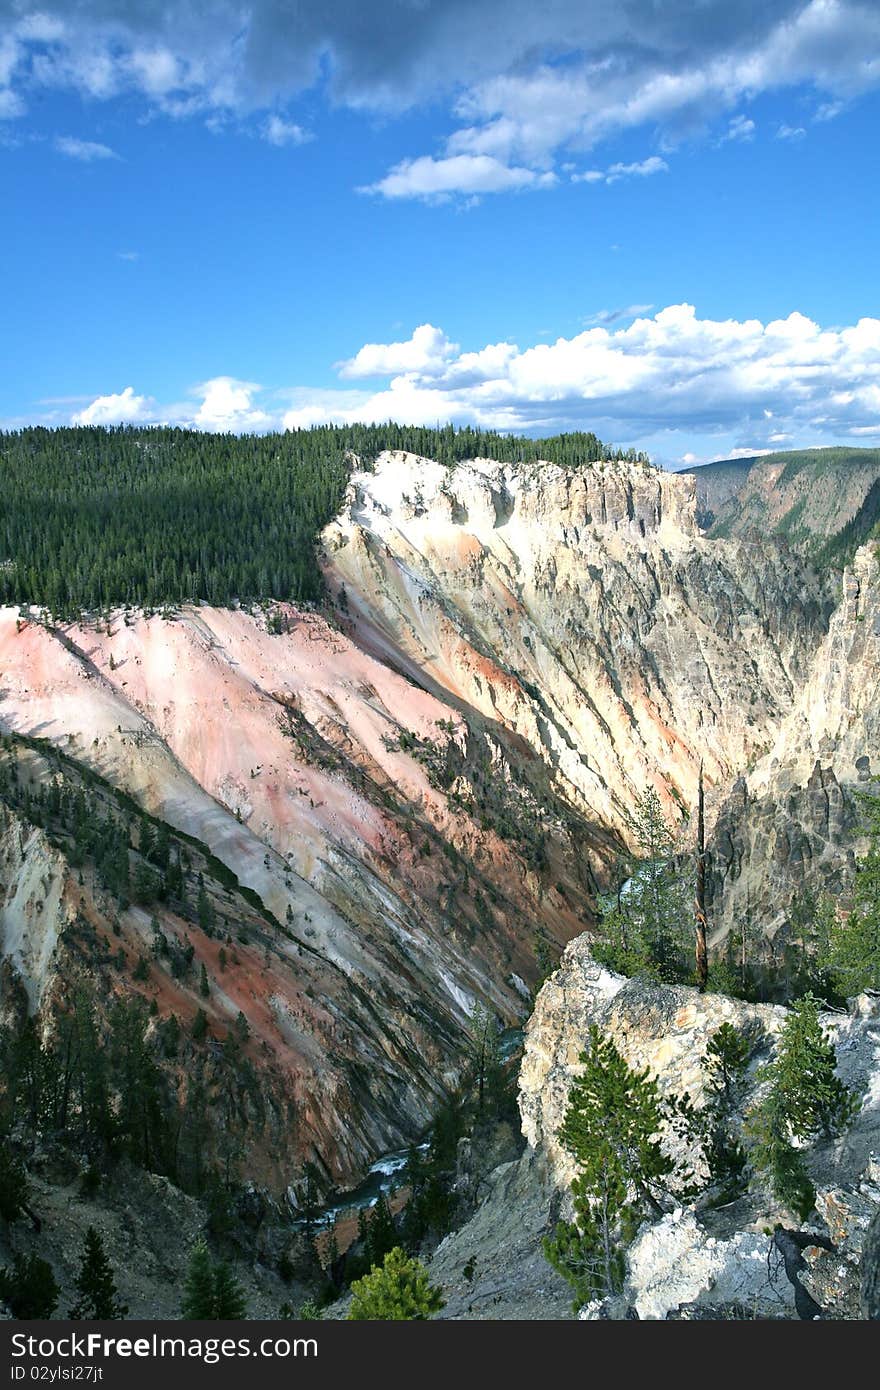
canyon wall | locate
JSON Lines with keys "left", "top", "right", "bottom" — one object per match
{"left": 1, "top": 449, "right": 876, "bottom": 1193}
{"left": 323, "top": 452, "right": 831, "bottom": 840}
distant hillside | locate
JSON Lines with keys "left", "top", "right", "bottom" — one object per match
{"left": 681, "top": 447, "right": 880, "bottom": 567}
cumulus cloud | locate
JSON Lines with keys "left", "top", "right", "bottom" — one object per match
{"left": 777, "top": 123, "right": 807, "bottom": 139}
{"left": 74, "top": 386, "right": 152, "bottom": 425}
{"left": 72, "top": 377, "right": 273, "bottom": 431}
{"left": 54, "top": 135, "right": 119, "bottom": 161}
{"left": 70, "top": 305, "right": 880, "bottom": 458}
{"left": 360, "top": 153, "right": 556, "bottom": 201}
{"left": 337, "top": 325, "right": 459, "bottom": 378}
{"left": 192, "top": 377, "right": 272, "bottom": 431}
{"left": 1, "top": 2, "right": 878, "bottom": 198}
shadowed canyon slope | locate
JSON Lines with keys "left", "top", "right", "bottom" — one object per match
{"left": 1, "top": 448, "right": 875, "bottom": 1195}
{"left": 684, "top": 447, "right": 880, "bottom": 566}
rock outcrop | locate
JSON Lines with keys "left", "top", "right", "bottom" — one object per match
{"left": 519, "top": 932, "right": 784, "bottom": 1194}
{"left": 518, "top": 931, "right": 880, "bottom": 1319}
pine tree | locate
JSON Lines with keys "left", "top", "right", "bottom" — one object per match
{"left": 199, "top": 964, "right": 210, "bottom": 998}
{"left": 181, "top": 1242, "right": 217, "bottom": 1319}
{"left": 0, "top": 1140, "right": 30, "bottom": 1223}
{"left": 768, "top": 995, "right": 857, "bottom": 1141}
{"left": 356, "top": 1204, "right": 369, "bottom": 1251}
{"left": 465, "top": 1004, "right": 504, "bottom": 1113}
{"left": 746, "top": 996, "right": 856, "bottom": 1220}
{"left": 133, "top": 859, "right": 160, "bottom": 905}
{"left": 543, "top": 1024, "right": 696, "bottom": 1308}
{"left": 0, "top": 1252, "right": 59, "bottom": 1319}
{"left": 181, "top": 1242, "right": 247, "bottom": 1319}
{"left": 701, "top": 1024, "right": 750, "bottom": 1200}
{"left": 593, "top": 788, "right": 691, "bottom": 982}
{"left": 69, "top": 1227, "right": 128, "bottom": 1319}
{"left": 212, "top": 1262, "right": 247, "bottom": 1319}
{"left": 746, "top": 1098, "right": 816, "bottom": 1223}
{"left": 822, "top": 791, "right": 880, "bottom": 994}
{"left": 197, "top": 884, "right": 215, "bottom": 935}
{"left": 705, "top": 1022, "right": 752, "bottom": 1107}
{"left": 347, "top": 1247, "right": 445, "bottom": 1320}
{"left": 366, "top": 1194, "right": 397, "bottom": 1268}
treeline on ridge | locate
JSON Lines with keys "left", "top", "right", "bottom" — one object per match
{"left": 0, "top": 424, "right": 646, "bottom": 616}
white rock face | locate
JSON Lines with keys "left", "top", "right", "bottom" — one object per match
{"left": 0, "top": 818, "right": 72, "bottom": 1010}
{"left": 624, "top": 1211, "right": 794, "bottom": 1320}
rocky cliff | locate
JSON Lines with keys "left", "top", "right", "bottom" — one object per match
{"left": 705, "top": 540, "right": 880, "bottom": 942}
{"left": 1, "top": 447, "right": 876, "bottom": 1199}
{"left": 323, "top": 452, "right": 831, "bottom": 843}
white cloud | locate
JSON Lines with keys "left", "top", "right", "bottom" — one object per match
{"left": 192, "top": 377, "right": 272, "bottom": 431}
{"left": 359, "top": 153, "right": 557, "bottom": 202}
{"left": 582, "top": 305, "right": 655, "bottom": 326}
{"left": 776, "top": 123, "right": 806, "bottom": 139}
{"left": 126, "top": 47, "right": 182, "bottom": 98}
{"left": 720, "top": 115, "right": 756, "bottom": 142}
{"left": 74, "top": 386, "right": 152, "bottom": 425}
{"left": 69, "top": 304, "right": 880, "bottom": 455}
{"left": 1, "top": 1, "right": 878, "bottom": 201}
{"left": 54, "top": 135, "right": 119, "bottom": 161}
{"left": 337, "top": 324, "right": 459, "bottom": 379}
{"left": 288, "top": 305, "right": 880, "bottom": 443}
{"left": 571, "top": 156, "right": 667, "bottom": 186}
{"left": 814, "top": 99, "right": 845, "bottom": 121}
{"left": 261, "top": 115, "right": 311, "bottom": 147}
{"left": 605, "top": 156, "right": 669, "bottom": 183}
{"left": 116, "top": 249, "right": 139, "bottom": 261}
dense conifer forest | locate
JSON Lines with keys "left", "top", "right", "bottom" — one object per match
{"left": 0, "top": 424, "right": 645, "bottom": 615}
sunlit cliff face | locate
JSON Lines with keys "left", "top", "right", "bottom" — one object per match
{"left": 323, "top": 451, "right": 831, "bottom": 835}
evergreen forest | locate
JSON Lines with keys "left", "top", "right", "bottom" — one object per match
{"left": 0, "top": 424, "right": 644, "bottom": 616}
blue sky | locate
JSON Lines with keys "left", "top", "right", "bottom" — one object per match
{"left": 2, "top": 1, "right": 880, "bottom": 466}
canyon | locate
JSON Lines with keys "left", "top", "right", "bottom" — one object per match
{"left": 0, "top": 446, "right": 877, "bottom": 1212}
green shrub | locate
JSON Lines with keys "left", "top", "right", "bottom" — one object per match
{"left": 347, "top": 1247, "right": 445, "bottom": 1320}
